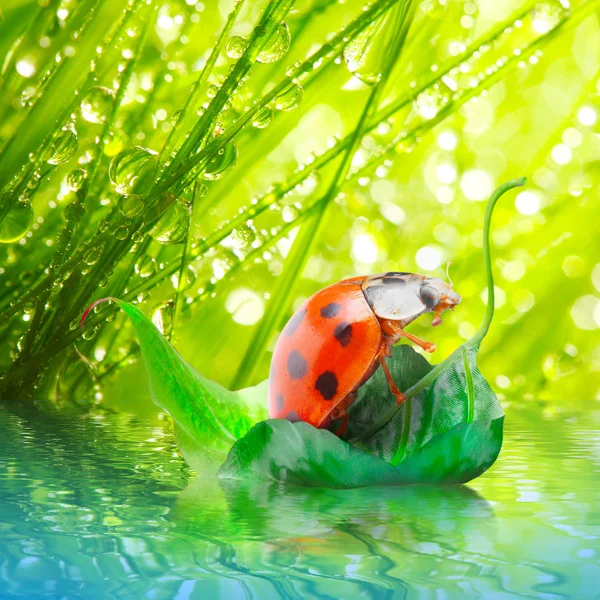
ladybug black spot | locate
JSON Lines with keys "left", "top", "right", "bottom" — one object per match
{"left": 283, "top": 308, "right": 306, "bottom": 336}
{"left": 276, "top": 394, "right": 284, "bottom": 412}
{"left": 334, "top": 322, "right": 352, "bottom": 347}
{"left": 287, "top": 350, "right": 308, "bottom": 380}
{"left": 315, "top": 371, "right": 338, "bottom": 400}
{"left": 320, "top": 302, "right": 342, "bottom": 318}
{"left": 286, "top": 410, "right": 301, "bottom": 423}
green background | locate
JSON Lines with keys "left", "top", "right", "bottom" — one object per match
{"left": 1, "top": 0, "right": 599, "bottom": 597}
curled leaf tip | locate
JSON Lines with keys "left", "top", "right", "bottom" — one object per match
{"left": 81, "top": 297, "right": 117, "bottom": 329}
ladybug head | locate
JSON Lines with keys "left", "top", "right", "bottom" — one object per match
{"left": 362, "top": 271, "right": 461, "bottom": 327}
{"left": 420, "top": 276, "right": 462, "bottom": 326}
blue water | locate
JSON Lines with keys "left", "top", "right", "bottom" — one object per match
{"left": 1, "top": 406, "right": 598, "bottom": 598}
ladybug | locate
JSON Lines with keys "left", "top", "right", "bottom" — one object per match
{"left": 267, "top": 272, "right": 462, "bottom": 435}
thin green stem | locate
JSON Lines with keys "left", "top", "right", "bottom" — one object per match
{"left": 349, "top": 178, "right": 526, "bottom": 447}
{"left": 158, "top": 0, "right": 246, "bottom": 170}
{"left": 462, "top": 346, "right": 475, "bottom": 424}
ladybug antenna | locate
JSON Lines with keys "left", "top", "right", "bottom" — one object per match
{"left": 445, "top": 261, "right": 453, "bottom": 287}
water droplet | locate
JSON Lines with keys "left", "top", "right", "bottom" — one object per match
{"left": 119, "top": 194, "right": 144, "bottom": 217}
{"left": 83, "top": 247, "right": 101, "bottom": 265}
{"left": 231, "top": 224, "right": 256, "bottom": 249}
{"left": 252, "top": 106, "right": 273, "bottom": 128}
{"left": 531, "top": 2, "right": 564, "bottom": 34}
{"left": 48, "top": 124, "right": 78, "bottom": 165}
{"left": 171, "top": 109, "right": 183, "bottom": 125}
{"left": 202, "top": 140, "right": 237, "bottom": 180}
{"left": 109, "top": 146, "right": 158, "bottom": 195}
{"left": 226, "top": 36, "right": 247, "bottom": 59}
{"left": 343, "top": 4, "right": 408, "bottom": 84}
{"left": 115, "top": 225, "right": 129, "bottom": 240}
{"left": 82, "top": 326, "right": 98, "bottom": 340}
{"left": 274, "top": 82, "right": 302, "bottom": 111}
{"left": 413, "top": 85, "right": 450, "bottom": 120}
{"left": 212, "top": 251, "right": 237, "bottom": 280}
{"left": 171, "top": 264, "right": 197, "bottom": 290}
{"left": 135, "top": 255, "right": 157, "bottom": 278}
{"left": 67, "top": 168, "right": 87, "bottom": 191}
{"left": 80, "top": 86, "right": 115, "bottom": 124}
{"left": 257, "top": 22, "right": 290, "bottom": 64}
{"left": 207, "top": 84, "right": 219, "bottom": 98}
{"left": 151, "top": 300, "right": 174, "bottom": 335}
{"left": 150, "top": 201, "right": 189, "bottom": 244}
{"left": 0, "top": 201, "right": 34, "bottom": 244}
{"left": 282, "top": 204, "right": 299, "bottom": 222}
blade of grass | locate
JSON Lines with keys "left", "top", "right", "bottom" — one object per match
{"left": 231, "top": 0, "right": 417, "bottom": 389}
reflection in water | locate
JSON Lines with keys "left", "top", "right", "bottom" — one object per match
{"left": 0, "top": 406, "right": 598, "bottom": 598}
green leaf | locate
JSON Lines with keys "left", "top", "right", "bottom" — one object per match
{"left": 217, "top": 416, "right": 504, "bottom": 489}
{"left": 218, "top": 178, "right": 525, "bottom": 487}
{"left": 347, "top": 343, "right": 503, "bottom": 465}
{"left": 91, "top": 299, "right": 268, "bottom": 470}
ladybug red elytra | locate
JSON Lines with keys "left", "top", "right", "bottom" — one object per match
{"left": 267, "top": 272, "right": 462, "bottom": 435}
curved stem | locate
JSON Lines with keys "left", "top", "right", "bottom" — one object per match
{"left": 349, "top": 177, "right": 526, "bottom": 445}
{"left": 466, "top": 177, "right": 526, "bottom": 348}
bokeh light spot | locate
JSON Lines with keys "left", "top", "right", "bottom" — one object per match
{"left": 225, "top": 288, "right": 265, "bottom": 326}
{"left": 570, "top": 295, "right": 600, "bottom": 330}
{"left": 460, "top": 170, "right": 492, "bottom": 201}
{"left": 416, "top": 246, "right": 441, "bottom": 270}
{"left": 515, "top": 190, "right": 540, "bottom": 215}
{"left": 352, "top": 233, "right": 378, "bottom": 264}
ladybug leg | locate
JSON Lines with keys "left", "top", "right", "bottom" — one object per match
{"left": 381, "top": 320, "right": 436, "bottom": 353}
{"left": 397, "top": 329, "right": 436, "bottom": 353}
{"left": 333, "top": 412, "right": 350, "bottom": 437}
{"left": 328, "top": 392, "right": 356, "bottom": 436}
{"left": 379, "top": 348, "right": 407, "bottom": 406}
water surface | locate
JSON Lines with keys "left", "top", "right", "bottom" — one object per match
{"left": 1, "top": 406, "right": 598, "bottom": 598}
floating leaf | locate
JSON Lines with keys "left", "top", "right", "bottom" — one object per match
{"left": 217, "top": 415, "right": 503, "bottom": 489}
{"left": 218, "top": 178, "right": 525, "bottom": 487}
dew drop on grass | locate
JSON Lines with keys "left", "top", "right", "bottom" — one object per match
{"left": 171, "top": 109, "right": 183, "bottom": 125}
{"left": 0, "top": 199, "right": 34, "bottom": 244}
{"left": 171, "top": 264, "right": 197, "bottom": 290}
{"left": 135, "top": 255, "right": 157, "bottom": 278}
{"left": 282, "top": 204, "right": 300, "bottom": 222}
{"left": 226, "top": 36, "right": 247, "bottom": 59}
{"left": 109, "top": 146, "right": 158, "bottom": 195}
{"left": 252, "top": 106, "right": 272, "bottom": 128}
{"left": 274, "top": 82, "right": 302, "bottom": 111}
{"left": 257, "top": 22, "right": 290, "bottom": 64}
{"left": 119, "top": 194, "right": 144, "bottom": 218}
{"left": 151, "top": 300, "right": 174, "bottom": 335}
{"left": 48, "top": 124, "right": 78, "bottom": 165}
{"left": 530, "top": 2, "right": 564, "bottom": 34}
{"left": 202, "top": 140, "right": 237, "bottom": 180}
{"left": 230, "top": 224, "right": 256, "bottom": 249}
{"left": 150, "top": 201, "right": 189, "bottom": 244}
{"left": 413, "top": 84, "right": 451, "bottom": 120}
{"left": 343, "top": 3, "right": 409, "bottom": 84}
{"left": 80, "top": 86, "right": 115, "bottom": 124}
{"left": 83, "top": 247, "right": 101, "bottom": 266}
{"left": 67, "top": 168, "right": 87, "bottom": 191}
{"left": 115, "top": 225, "right": 129, "bottom": 240}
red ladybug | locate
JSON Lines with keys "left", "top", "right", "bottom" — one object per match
{"left": 267, "top": 272, "right": 461, "bottom": 435}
